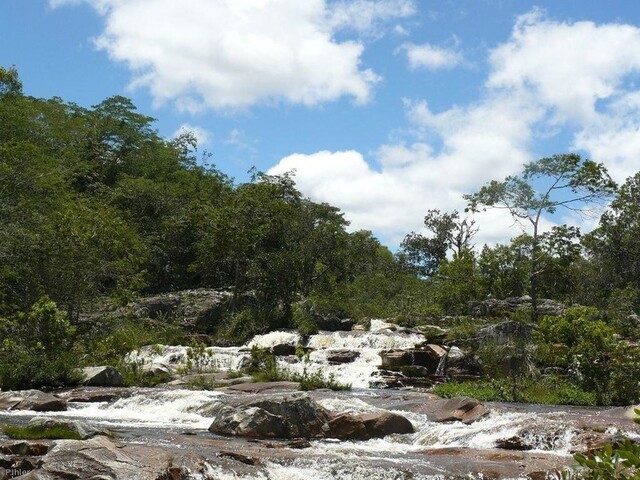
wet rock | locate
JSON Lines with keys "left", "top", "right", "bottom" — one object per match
{"left": 0, "top": 390, "right": 67, "bottom": 412}
{"left": 379, "top": 350, "right": 409, "bottom": 368}
{"left": 359, "top": 411, "right": 415, "bottom": 437}
{"left": 495, "top": 436, "right": 534, "bottom": 451}
{"left": 218, "top": 451, "right": 261, "bottom": 466}
{"left": 59, "top": 387, "right": 132, "bottom": 403}
{"left": 369, "top": 370, "right": 406, "bottom": 389}
{"left": 209, "top": 393, "right": 330, "bottom": 439}
{"left": 327, "top": 414, "right": 369, "bottom": 440}
{"left": 82, "top": 366, "right": 125, "bottom": 387}
{"left": 408, "top": 345, "right": 447, "bottom": 372}
{"left": 223, "top": 381, "right": 300, "bottom": 394}
{"left": 401, "top": 365, "right": 429, "bottom": 377}
{"left": 410, "top": 396, "right": 489, "bottom": 424}
{"left": 326, "top": 350, "right": 360, "bottom": 364}
{"left": 271, "top": 344, "right": 297, "bottom": 356}
{"left": 27, "top": 417, "right": 108, "bottom": 440}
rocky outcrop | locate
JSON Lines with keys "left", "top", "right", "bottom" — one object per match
{"left": 57, "top": 387, "right": 132, "bottom": 403}
{"left": 208, "top": 393, "right": 415, "bottom": 441}
{"left": 0, "top": 390, "right": 67, "bottom": 412}
{"left": 313, "top": 313, "right": 356, "bottom": 332}
{"left": 82, "top": 366, "right": 125, "bottom": 387}
{"left": 474, "top": 320, "right": 535, "bottom": 345}
{"left": 468, "top": 296, "right": 565, "bottom": 318}
{"left": 209, "top": 393, "right": 330, "bottom": 439}
{"left": 380, "top": 345, "right": 447, "bottom": 374}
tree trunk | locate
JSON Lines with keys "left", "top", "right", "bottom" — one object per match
{"left": 530, "top": 225, "right": 539, "bottom": 323}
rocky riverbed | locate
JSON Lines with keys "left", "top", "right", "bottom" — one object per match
{"left": 1, "top": 320, "right": 638, "bottom": 479}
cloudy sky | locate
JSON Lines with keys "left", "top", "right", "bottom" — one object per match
{"left": 2, "top": 1, "right": 640, "bottom": 247}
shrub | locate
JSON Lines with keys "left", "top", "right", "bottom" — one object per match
{"left": 0, "top": 297, "right": 82, "bottom": 390}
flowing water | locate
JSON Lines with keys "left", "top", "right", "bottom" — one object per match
{"left": 3, "top": 325, "right": 638, "bottom": 478}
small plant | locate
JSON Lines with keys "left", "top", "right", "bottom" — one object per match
{"left": 184, "top": 341, "right": 212, "bottom": 374}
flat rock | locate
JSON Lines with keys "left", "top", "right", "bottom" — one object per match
{"left": 57, "top": 387, "right": 132, "bottom": 403}
{"left": 0, "top": 390, "right": 67, "bottom": 412}
{"left": 402, "top": 396, "right": 489, "bottom": 424}
{"left": 27, "top": 417, "right": 108, "bottom": 440}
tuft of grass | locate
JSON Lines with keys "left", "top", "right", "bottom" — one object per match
{"left": 433, "top": 376, "right": 596, "bottom": 406}
{"left": 2, "top": 424, "right": 83, "bottom": 440}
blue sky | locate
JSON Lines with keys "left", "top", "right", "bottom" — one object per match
{"left": 2, "top": 1, "right": 640, "bottom": 247}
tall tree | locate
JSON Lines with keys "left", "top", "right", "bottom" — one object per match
{"left": 465, "top": 154, "right": 616, "bottom": 320}
{"left": 399, "top": 209, "right": 477, "bottom": 277}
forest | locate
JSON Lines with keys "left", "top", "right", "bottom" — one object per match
{"left": 2, "top": 64, "right": 640, "bottom": 406}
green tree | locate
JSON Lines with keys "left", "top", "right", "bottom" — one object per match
{"left": 465, "top": 154, "right": 616, "bottom": 320}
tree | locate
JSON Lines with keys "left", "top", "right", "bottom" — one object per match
{"left": 0, "top": 66, "right": 22, "bottom": 96}
{"left": 400, "top": 209, "right": 477, "bottom": 277}
{"left": 465, "top": 154, "right": 616, "bottom": 320}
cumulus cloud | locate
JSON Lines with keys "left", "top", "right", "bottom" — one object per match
{"left": 401, "top": 43, "right": 462, "bottom": 70}
{"left": 270, "top": 10, "right": 640, "bottom": 246}
{"left": 51, "top": 0, "right": 415, "bottom": 110}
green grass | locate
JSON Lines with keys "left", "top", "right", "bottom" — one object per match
{"left": 2, "top": 424, "right": 83, "bottom": 440}
{"left": 433, "top": 376, "right": 596, "bottom": 406}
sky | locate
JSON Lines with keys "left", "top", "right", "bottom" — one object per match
{"left": 1, "top": 0, "right": 640, "bottom": 248}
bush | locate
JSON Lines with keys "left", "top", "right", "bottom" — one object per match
{"left": 0, "top": 298, "right": 82, "bottom": 390}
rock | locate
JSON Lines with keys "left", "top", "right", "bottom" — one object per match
{"left": 27, "top": 417, "right": 108, "bottom": 440}
{"left": 218, "top": 451, "right": 261, "bottom": 466}
{"left": 0, "top": 442, "right": 49, "bottom": 456}
{"left": 415, "top": 325, "right": 448, "bottom": 343}
{"left": 475, "top": 320, "right": 535, "bottom": 345}
{"left": 141, "top": 362, "right": 174, "bottom": 378}
{"left": 407, "top": 345, "right": 447, "bottom": 373}
{"left": 135, "top": 294, "right": 181, "bottom": 319}
{"left": 379, "top": 350, "right": 409, "bottom": 368}
{"left": 359, "top": 411, "right": 415, "bottom": 438}
{"left": 271, "top": 344, "right": 297, "bottom": 356}
{"left": 326, "top": 350, "right": 360, "bottom": 364}
{"left": 369, "top": 370, "right": 406, "bottom": 389}
{"left": 82, "top": 366, "right": 125, "bottom": 387}
{"left": 327, "top": 414, "right": 369, "bottom": 440}
{"left": 59, "top": 387, "right": 132, "bottom": 403}
{"left": 401, "top": 365, "right": 430, "bottom": 377}
{"left": 0, "top": 390, "right": 67, "bottom": 412}
{"left": 209, "top": 393, "right": 330, "bottom": 439}
{"left": 409, "top": 397, "right": 490, "bottom": 424}
{"left": 495, "top": 436, "right": 534, "bottom": 451}
{"left": 313, "top": 313, "right": 356, "bottom": 332}
{"left": 223, "top": 381, "right": 300, "bottom": 394}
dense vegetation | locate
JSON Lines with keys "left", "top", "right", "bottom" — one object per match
{"left": 1, "top": 66, "right": 640, "bottom": 405}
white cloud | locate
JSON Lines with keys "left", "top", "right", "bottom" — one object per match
{"left": 270, "top": 10, "right": 640, "bottom": 247}
{"left": 51, "top": 0, "right": 415, "bottom": 110}
{"left": 173, "top": 124, "right": 211, "bottom": 146}
{"left": 401, "top": 43, "right": 462, "bottom": 70}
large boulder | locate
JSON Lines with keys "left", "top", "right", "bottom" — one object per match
{"left": 0, "top": 390, "right": 67, "bottom": 412}
{"left": 209, "top": 393, "right": 330, "bottom": 439}
{"left": 313, "top": 314, "right": 356, "bottom": 332}
{"left": 82, "top": 366, "right": 125, "bottom": 387}
{"left": 327, "top": 411, "right": 414, "bottom": 440}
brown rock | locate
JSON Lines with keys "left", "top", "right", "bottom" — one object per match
{"left": 0, "top": 442, "right": 49, "bottom": 456}
{"left": 0, "top": 390, "right": 66, "bottom": 412}
{"left": 410, "top": 396, "right": 490, "bottom": 424}
{"left": 495, "top": 436, "right": 534, "bottom": 451}
{"left": 326, "top": 350, "right": 360, "bottom": 364}
{"left": 218, "top": 451, "right": 261, "bottom": 466}
{"left": 327, "top": 414, "right": 369, "bottom": 440}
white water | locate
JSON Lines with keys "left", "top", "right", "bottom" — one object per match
{"left": 129, "top": 328, "right": 425, "bottom": 389}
